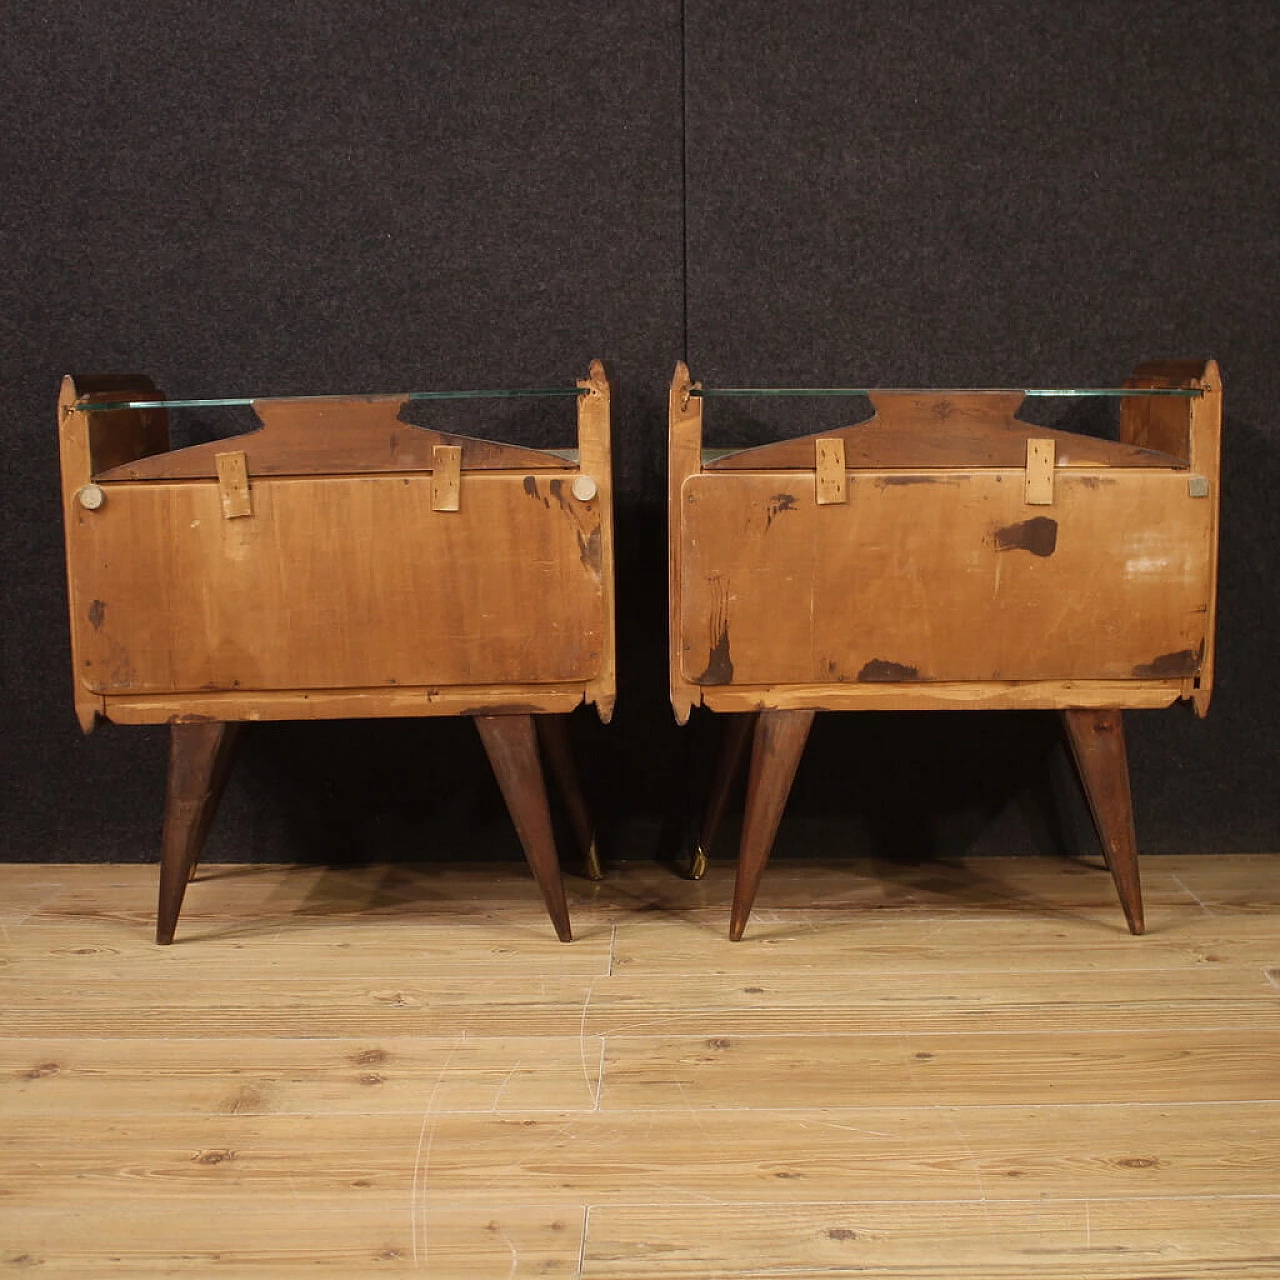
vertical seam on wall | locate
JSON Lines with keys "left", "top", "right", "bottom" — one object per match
{"left": 680, "top": 0, "right": 690, "bottom": 363}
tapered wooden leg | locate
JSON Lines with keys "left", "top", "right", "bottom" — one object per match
{"left": 157, "top": 722, "right": 242, "bottom": 945}
{"left": 475, "top": 714, "right": 572, "bottom": 942}
{"left": 1062, "top": 708, "right": 1144, "bottom": 935}
{"left": 730, "top": 709, "right": 815, "bottom": 941}
{"left": 535, "top": 714, "right": 602, "bottom": 881}
{"left": 688, "top": 712, "right": 757, "bottom": 879}
{"left": 187, "top": 723, "right": 243, "bottom": 883}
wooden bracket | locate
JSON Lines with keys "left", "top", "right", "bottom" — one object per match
{"left": 815, "top": 438, "right": 847, "bottom": 505}
{"left": 215, "top": 451, "right": 252, "bottom": 518}
{"left": 431, "top": 444, "right": 461, "bottom": 511}
{"left": 1024, "top": 438, "right": 1055, "bottom": 505}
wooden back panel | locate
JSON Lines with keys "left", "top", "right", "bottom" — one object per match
{"left": 669, "top": 362, "right": 1222, "bottom": 719}
{"left": 679, "top": 469, "right": 1213, "bottom": 687}
{"left": 71, "top": 472, "right": 604, "bottom": 695}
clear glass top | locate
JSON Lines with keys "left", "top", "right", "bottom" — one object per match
{"left": 71, "top": 386, "right": 588, "bottom": 412}
{"left": 691, "top": 386, "right": 1201, "bottom": 398}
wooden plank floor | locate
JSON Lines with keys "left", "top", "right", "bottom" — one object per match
{"left": 1, "top": 854, "right": 1278, "bottom": 1277}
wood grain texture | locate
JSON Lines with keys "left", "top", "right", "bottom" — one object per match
{"left": 73, "top": 472, "right": 604, "bottom": 696}
{"left": 2, "top": 1104, "right": 1275, "bottom": 1207}
{"left": 680, "top": 469, "right": 1213, "bottom": 688}
{"left": 2, "top": 858, "right": 1277, "bottom": 1276}
{"left": 584, "top": 1198, "right": 1280, "bottom": 1278}
{"left": 0, "top": 1037, "right": 604, "bottom": 1115}
{"left": 607, "top": 911, "right": 1280, "bottom": 974}
{"left": 601, "top": 1028, "right": 1280, "bottom": 1108}
{"left": 0, "top": 1204, "right": 585, "bottom": 1276}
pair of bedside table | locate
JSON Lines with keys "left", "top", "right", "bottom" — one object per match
{"left": 58, "top": 359, "right": 1222, "bottom": 943}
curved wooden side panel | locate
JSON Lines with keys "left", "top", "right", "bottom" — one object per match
{"left": 577, "top": 360, "right": 616, "bottom": 723}
{"left": 1122, "top": 360, "right": 1222, "bottom": 715}
{"left": 669, "top": 363, "right": 704, "bottom": 724}
{"left": 58, "top": 374, "right": 170, "bottom": 731}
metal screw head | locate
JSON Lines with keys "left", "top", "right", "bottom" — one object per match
{"left": 571, "top": 474, "right": 598, "bottom": 502}
{"left": 78, "top": 484, "right": 105, "bottom": 510}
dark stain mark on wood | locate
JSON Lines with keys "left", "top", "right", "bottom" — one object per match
{"left": 87, "top": 599, "right": 106, "bottom": 630}
{"left": 1072, "top": 474, "right": 1117, "bottom": 489}
{"left": 828, "top": 1229, "right": 859, "bottom": 1241}
{"left": 765, "top": 493, "right": 797, "bottom": 530}
{"left": 522, "top": 475, "right": 549, "bottom": 508}
{"left": 994, "top": 516, "right": 1059, "bottom": 557}
{"left": 694, "top": 623, "right": 734, "bottom": 685}
{"left": 352, "top": 1048, "right": 389, "bottom": 1066}
{"left": 858, "top": 658, "right": 920, "bottom": 682}
{"left": 577, "top": 526, "right": 602, "bottom": 577}
{"left": 1132, "top": 645, "right": 1202, "bottom": 678}
{"left": 876, "top": 474, "right": 951, "bottom": 486}
{"left": 191, "top": 1149, "right": 236, "bottom": 1165}
{"left": 930, "top": 399, "right": 953, "bottom": 421}
{"left": 693, "top": 576, "right": 733, "bottom": 684}
{"left": 1116, "top": 1156, "right": 1160, "bottom": 1169}
{"left": 22, "top": 1062, "right": 60, "bottom": 1080}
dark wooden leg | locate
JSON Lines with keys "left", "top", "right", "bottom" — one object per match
{"left": 187, "top": 723, "right": 243, "bottom": 883}
{"left": 475, "top": 714, "right": 572, "bottom": 942}
{"left": 1062, "top": 709, "right": 1144, "bottom": 935}
{"left": 688, "top": 712, "right": 757, "bottom": 879}
{"left": 730, "top": 709, "right": 815, "bottom": 941}
{"left": 157, "top": 722, "right": 242, "bottom": 945}
{"left": 535, "top": 714, "right": 602, "bottom": 881}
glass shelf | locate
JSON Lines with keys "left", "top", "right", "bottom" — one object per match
{"left": 72, "top": 386, "right": 588, "bottom": 413}
{"left": 691, "top": 386, "right": 1202, "bottom": 398}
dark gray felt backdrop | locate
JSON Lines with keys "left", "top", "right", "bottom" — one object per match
{"left": 2, "top": 1, "right": 1276, "bottom": 871}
